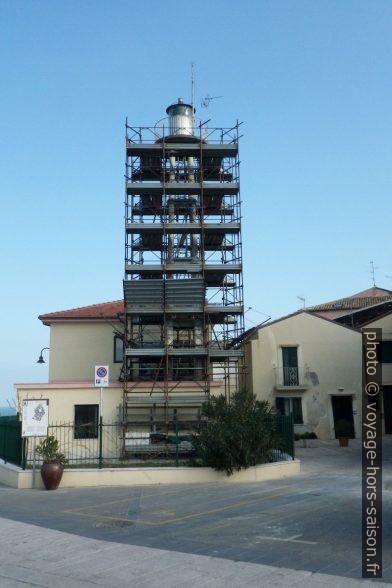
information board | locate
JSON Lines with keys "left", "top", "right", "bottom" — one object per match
{"left": 22, "top": 399, "right": 49, "bottom": 437}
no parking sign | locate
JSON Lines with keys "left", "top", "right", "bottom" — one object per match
{"left": 95, "top": 365, "right": 109, "bottom": 387}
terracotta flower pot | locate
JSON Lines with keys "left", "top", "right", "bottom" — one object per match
{"left": 338, "top": 436, "right": 349, "bottom": 447}
{"left": 40, "top": 463, "right": 64, "bottom": 490}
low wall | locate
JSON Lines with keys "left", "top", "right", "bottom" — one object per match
{"left": 0, "top": 459, "right": 300, "bottom": 490}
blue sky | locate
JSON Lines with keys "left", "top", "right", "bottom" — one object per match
{"left": 1, "top": 0, "right": 391, "bottom": 405}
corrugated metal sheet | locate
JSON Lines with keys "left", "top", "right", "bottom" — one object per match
{"left": 124, "top": 278, "right": 205, "bottom": 308}
{"left": 165, "top": 278, "right": 204, "bottom": 306}
{"left": 124, "top": 280, "right": 164, "bottom": 304}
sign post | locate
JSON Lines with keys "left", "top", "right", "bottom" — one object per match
{"left": 95, "top": 365, "right": 109, "bottom": 412}
{"left": 22, "top": 399, "right": 49, "bottom": 489}
{"left": 95, "top": 366, "right": 109, "bottom": 469}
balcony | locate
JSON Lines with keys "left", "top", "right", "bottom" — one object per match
{"left": 274, "top": 366, "right": 309, "bottom": 391}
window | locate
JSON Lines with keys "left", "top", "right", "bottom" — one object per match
{"left": 114, "top": 335, "right": 124, "bottom": 363}
{"left": 276, "top": 397, "right": 303, "bottom": 424}
{"left": 173, "top": 327, "right": 194, "bottom": 348}
{"left": 74, "top": 405, "right": 99, "bottom": 439}
{"left": 377, "top": 341, "right": 392, "bottom": 363}
{"left": 282, "top": 347, "right": 299, "bottom": 385}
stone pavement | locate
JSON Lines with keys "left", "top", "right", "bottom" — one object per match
{"left": 0, "top": 437, "right": 391, "bottom": 587}
{"left": 0, "top": 516, "right": 390, "bottom": 588}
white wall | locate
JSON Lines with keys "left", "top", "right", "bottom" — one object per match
{"left": 243, "top": 312, "right": 362, "bottom": 440}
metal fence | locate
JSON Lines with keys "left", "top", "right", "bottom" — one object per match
{"left": 0, "top": 415, "right": 24, "bottom": 467}
{"left": 25, "top": 421, "right": 123, "bottom": 469}
{"left": 8, "top": 414, "right": 294, "bottom": 470}
{"left": 24, "top": 419, "right": 197, "bottom": 469}
{"left": 274, "top": 414, "right": 295, "bottom": 461}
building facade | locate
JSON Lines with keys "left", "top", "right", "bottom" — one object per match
{"left": 242, "top": 287, "right": 392, "bottom": 440}
{"left": 242, "top": 311, "right": 362, "bottom": 440}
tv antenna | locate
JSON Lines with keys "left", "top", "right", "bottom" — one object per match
{"left": 201, "top": 94, "right": 223, "bottom": 108}
{"left": 369, "top": 261, "right": 379, "bottom": 287}
{"left": 297, "top": 296, "right": 306, "bottom": 309}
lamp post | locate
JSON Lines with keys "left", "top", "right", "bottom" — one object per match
{"left": 37, "top": 347, "right": 50, "bottom": 364}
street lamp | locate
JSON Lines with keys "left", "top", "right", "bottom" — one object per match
{"left": 37, "top": 347, "right": 50, "bottom": 364}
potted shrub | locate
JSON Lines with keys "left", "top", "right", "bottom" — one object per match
{"left": 296, "top": 432, "right": 318, "bottom": 448}
{"left": 335, "top": 419, "right": 353, "bottom": 447}
{"left": 35, "top": 435, "right": 67, "bottom": 490}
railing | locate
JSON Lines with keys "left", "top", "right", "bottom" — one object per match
{"left": 274, "top": 414, "right": 295, "bottom": 461}
{"left": 275, "top": 366, "right": 309, "bottom": 388}
{"left": 23, "top": 420, "right": 197, "bottom": 469}
{"left": 24, "top": 422, "right": 123, "bottom": 468}
{"left": 283, "top": 367, "right": 299, "bottom": 386}
{"left": 19, "top": 414, "right": 294, "bottom": 468}
{"left": 129, "top": 341, "right": 164, "bottom": 349}
{"left": 126, "top": 123, "right": 240, "bottom": 145}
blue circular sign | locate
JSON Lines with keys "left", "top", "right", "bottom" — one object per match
{"left": 97, "top": 367, "right": 107, "bottom": 378}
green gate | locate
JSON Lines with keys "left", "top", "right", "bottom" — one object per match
{"left": 275, "top": 414, "right": 295, "bottom": 460}
{"left": 0, "top": 415, "right": 24, "bottom": 467}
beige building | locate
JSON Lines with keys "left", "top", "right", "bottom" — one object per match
{"left": 15, "top": 300, "right": 224, "bottom": 462}
{"left": 242, "top": 287, "right": 392, "bottom": 440}
{"left": 15, "top": 301, "right": 124, "bottom": 462}
{"left": 242, "top": 311, "right": 362, "bottom": 440}
{"left": 39, "top": 300, "right": 125, "bottom": 385}
{"left": 310, "top": 286, "right": 392, "bottom": 436}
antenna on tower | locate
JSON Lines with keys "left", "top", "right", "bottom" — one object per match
{"left": 191, "top": 62, "right": 195, "bottom": 113}
{"left": 201, "top": 94, "right": 223, "bottom": 108}
{"left": 369, "top": 261, "right": 379, "bottom": 287}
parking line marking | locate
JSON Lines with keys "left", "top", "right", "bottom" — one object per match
{"left": 255, "top": 534, "right": 318, "bottom": 545}
{"left": 62, "top": 510, "right": 156, "bottom": 526}
{"left": 63, "top": 489, "right": 293, "bottom": 527}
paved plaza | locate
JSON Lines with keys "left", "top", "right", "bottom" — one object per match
{"left": 0, "top": 438, "right": 391, "bottom": 587}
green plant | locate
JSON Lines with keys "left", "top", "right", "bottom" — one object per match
{"left": 192, "top": 389, "right": 280, "bottom": 476}
{"left": 295, "top": 432, "right": 317, "bottom": 440}
{"left": 335, "top": 419, "right": 354, "bottom": 438}
{"left": 35, "top": 436, "right": 67, "bottom": 465}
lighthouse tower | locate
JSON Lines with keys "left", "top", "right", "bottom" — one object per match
{"left": 122, "top": 98, "right": 244, "bottom": 443}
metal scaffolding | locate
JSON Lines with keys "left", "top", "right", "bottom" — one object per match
{"left": 122, "top": 99, "right": 244, "bottom": 451}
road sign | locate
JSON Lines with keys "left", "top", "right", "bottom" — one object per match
{"left": 95, "top": 365, "right": 109, "bottom": 387}
{"left": 22, "top": 399, "right": 49, "bottom": 437}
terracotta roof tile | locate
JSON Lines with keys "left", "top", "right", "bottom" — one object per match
{"left": 308, "top": 296, "right": 392, "bottom": 312}
{"left": 39, "top": 300, "right": 124, "bottom": 324}
{"left": 307, "top": 287, "right": 392, "bottom": 312}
